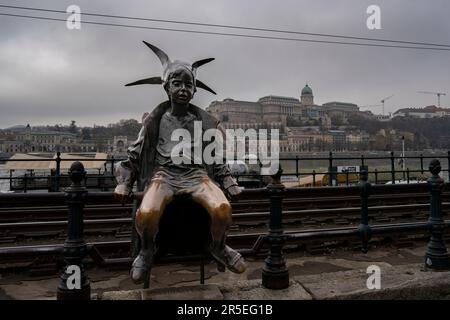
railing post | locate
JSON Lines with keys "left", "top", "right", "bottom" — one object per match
{"left": 374, "top": 168, "right": 378, "bottom": 185}
{"left": 295, "top": 155, "right": 299, "bottom": 178}
{"left": 55, "top": 151, "right": 61, "bottom": 192}
{"left": 425, "top": 159, "right": 450, "bottom": 270}
{"left": 390, "top": 151, "right": 396, "bottom": 184}
{"left": 262, "top": 166, "right": 289, "bottom": 289}
{"left": 447, "top": 151, "right": 450, "bottom": 182}
{"left": 110, "top": 155, "right": 115, "bottom": 176}
{"left": 328, "top": 151, "right": 333, "bottom": 186}
{"left": 358, "top": 169, "right": 372, "bottom": 253}
{"left": 57, "top": 161, "right": 91, "bottom": 300}
{"left": 23, "top": 173, "right": 27, "bottom": 193}
{"left": 9, "top": 170, "right": 13, "bottom": 191}
{"left": 420, "top": 153, "right": 424, "bottom": 175}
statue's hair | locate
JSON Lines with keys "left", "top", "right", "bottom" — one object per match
{"left": 163, "top": 66, "right": 196, "bottom": 93}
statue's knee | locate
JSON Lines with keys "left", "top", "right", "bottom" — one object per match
{"left": 219, "top": 202, "right": 232, "bottom": 215}
{"left": 138, "top": 205, "right": 162, "bottom": 217}
{"left": 136, "top": 207, "right": 162, "bottom": 234}
{"left": 211, "top": 202, "right": 232, "bottom": 226}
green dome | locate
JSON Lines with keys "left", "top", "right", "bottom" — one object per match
{"left": 301, "top": 84, "right": 313, "bottom": 95}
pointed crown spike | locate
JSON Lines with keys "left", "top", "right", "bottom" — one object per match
{"left": 125, "top": 42, "right": 216, "bottom": 94}
{"left": 142, "top": 41, "right": 170, "bottom": 68}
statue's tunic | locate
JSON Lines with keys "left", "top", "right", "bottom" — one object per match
{"left": 116, "top": 100, "right": 237, "bottom": 193}
{"left": 153, "top": 110, "right": 208, "bottom": 189}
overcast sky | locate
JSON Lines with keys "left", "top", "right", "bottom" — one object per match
{"left": 1, "top": 0, "right": 449, "bottom": 128}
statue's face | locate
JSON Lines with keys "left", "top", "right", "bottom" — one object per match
{"left": 166, "top": 68, "right": 195, "bottom": 104}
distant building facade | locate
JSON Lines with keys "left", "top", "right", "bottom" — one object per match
{"left": 112, "top": 136, "right": 128, "bottom": 154}
{"left": 207, "top": 84, "right": 364, "bottom": 152}
{"left": 322, "top": 101, "right": 359, "bottom": 123}
{"left": 0, "top": 124, "right": 126, "bottom": 154}
{"left": 393, "top": 105, "right": 450, "bottom": 118}
{"left": 0, "top": 124, "right": 78, "bottom": 153}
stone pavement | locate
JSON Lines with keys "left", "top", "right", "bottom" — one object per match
{"left": 1, "top": 244, "right": 450, "bottom": 300}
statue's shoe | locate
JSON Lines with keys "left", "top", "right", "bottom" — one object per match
{"left": 130, "top": 254, "right": 151, "bottom": 284}
{"left": 211, "top": 245, "right": 247, "bottom": 274}
{"left": 227, "top": 255, "right": 247, "bottom": 274}
{"left": 226, "top": 251, "right": 247, "bottom": 274}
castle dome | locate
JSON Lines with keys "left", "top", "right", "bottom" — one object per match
{"left": 301, "top": 84, "right": 313, "bottom": 95}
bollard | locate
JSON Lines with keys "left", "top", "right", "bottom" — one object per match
{"left": 424, "top": 159, "right": 450, "bottom": 270}
{"left": 262, "top": 166, "right": 289, "bottom": 289}
{"left": 57, "top": 161, "right": 91, "bottom": 300}
{"left": 357, "top": 170, "right": 372, "bottom": 253}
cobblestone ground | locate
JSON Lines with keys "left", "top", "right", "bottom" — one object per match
{"left": 0, "top": 243, "right": 433, "bottom": 300}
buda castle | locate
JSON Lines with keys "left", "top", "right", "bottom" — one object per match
{"left": 206, "top": 84, "right": 366, "bottom": 153}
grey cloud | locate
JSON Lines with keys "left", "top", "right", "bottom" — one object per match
{"left": 0, "top": 0, "right": 449, "bottom": 127}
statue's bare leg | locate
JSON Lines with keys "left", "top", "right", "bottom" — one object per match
{"left": 190, "top": 177, "right": 247, "bottom": 273}
{"left": 132, "top": 179, "right": 174, "bottom": 284}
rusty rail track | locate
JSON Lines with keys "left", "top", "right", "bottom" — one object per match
{"left": 2, "top": 220, "right": 449, "bottom": 275}
{"left": 1, "top": 202, "right": 449, "bottom": 244}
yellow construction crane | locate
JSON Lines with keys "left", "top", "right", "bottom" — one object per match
{"left": 418, "top": 91, "right": 447, "bottom": 106}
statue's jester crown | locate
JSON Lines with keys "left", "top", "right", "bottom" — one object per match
{"left": 125, "top": 41, "right": 216, "bottom": 95}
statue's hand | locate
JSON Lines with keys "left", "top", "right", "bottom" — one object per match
{"left": 226, "top": 185, "right": 242, "bottom": 198}
{"left": 114, "top": 184, "right": 133, "bottom": 204}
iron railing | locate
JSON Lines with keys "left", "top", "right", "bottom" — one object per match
{"left": 1, "top": 151, "right": 450, "bottom": 192}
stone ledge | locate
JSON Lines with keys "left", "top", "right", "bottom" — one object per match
{"left": 142, "top": 284, "right": 223, "bottom": 300}
{"left": 100, "top": 280, "right": 311, "bottom": 300}
{"left": 297, "top": 263, "right": 450, "bottom": 300}
{"left": 99, "top": 263, "right": 450, "bottom": 300}
{"left": 100, "top": 289, "right": 142, "bottom": 300}
{"left": 100, "top": 284, "right": 223, "bottom": 300}
{"left": 218, "top": 279, "right": 312, "bottom": 300}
